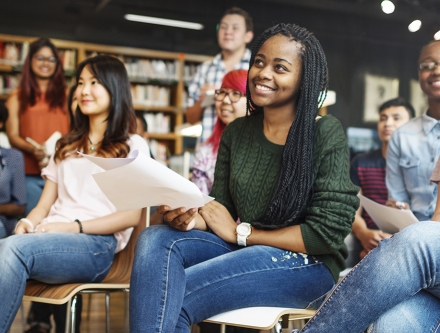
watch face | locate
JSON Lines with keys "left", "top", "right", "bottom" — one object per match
{"left": 237, "top": 223, "right": 251, "bottom": 236}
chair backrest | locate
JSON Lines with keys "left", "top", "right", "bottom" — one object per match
{"left": 101, "top": 208, "right": 147, "bottom": 284}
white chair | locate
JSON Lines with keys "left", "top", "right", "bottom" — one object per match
{"left": 204, "top": 307, "right": 316, "bottom": 333}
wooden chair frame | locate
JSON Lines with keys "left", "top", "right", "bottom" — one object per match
{"left": 22, "top": 208, "right": 149, "bottom": 333}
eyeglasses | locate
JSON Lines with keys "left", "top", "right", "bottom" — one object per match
{"left": 33, "top": 55, "right": 57, "bottom": 64}
{"left": 419, "top": 61, "right": 440, "bottom": 71}
{"left": 214, "top": 89, "right": 245, "bottom": 103}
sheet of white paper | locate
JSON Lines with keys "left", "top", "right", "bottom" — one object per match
{"left": 79, "top": 150, "right": 214, "bottom": 211}
{"left": 45, "top": 131, "right": 62, "bottom": 156}
{"left": 201, "top": 91, "right": 215, "bottom": 107}
{"left": 358, "top": 194, "right": 418, "bottom": 234}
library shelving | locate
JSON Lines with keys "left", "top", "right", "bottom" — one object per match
{"left": 0, "top": 33, "right": 213, "bottom": 163}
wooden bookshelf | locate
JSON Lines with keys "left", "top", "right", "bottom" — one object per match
{"left": 0, "top": 33, "right": 213, "bottom": 162}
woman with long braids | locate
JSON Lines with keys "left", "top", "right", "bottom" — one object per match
{"left": 0, "top": 55, "right": 149, "bottom": 332}
{"left": 129, "top": 23, "right": 359, "bottom": 333}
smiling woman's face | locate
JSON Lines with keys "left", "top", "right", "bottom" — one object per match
{"left": 419, "top": 41, "right": 440, "bottom": 102}
{"left": 248, "top": 34, "right": 303, "bottom": 111}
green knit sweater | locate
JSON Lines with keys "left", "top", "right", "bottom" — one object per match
{"left": 210, "top": 112, "right": 360, "bottom": 281}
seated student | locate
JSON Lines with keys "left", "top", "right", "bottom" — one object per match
{"left": 0, "top": 102, "right": 26, "bottom": 238}
{"left": 129, "top": 23, "right": 359, "bottom": 333}
{"left": 291, "top": 38, "right": 440, "bottom": 333}
{"left": 347, "top": 97, "right": 414, "bottom": 266}
{"left": 0, "top": 55, "right": 150, "bottom": 332}
{"left": 191, "top": 69, "right": 247, "bottom": 195}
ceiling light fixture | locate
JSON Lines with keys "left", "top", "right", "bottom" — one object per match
{"left": 408, "top": 20, "right": 422, "bottom": 32}
{"left": 124, "top": 14, "right": 204, "bottom": 30}
{"left": 381, "top": 0, "right": 395, "bottom": 14}
{"left": 434, "top": 30, "right": 440, "bottom": 40}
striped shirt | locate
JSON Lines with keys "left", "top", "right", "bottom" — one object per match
{"left": 350, "top": 149, "right": 387, "bottom": 229}
{"left": 187, "top": 49, "right": 251, "bottom": 143}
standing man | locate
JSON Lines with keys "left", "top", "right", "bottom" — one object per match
{"left": 186, "top": 7, "right": 253, "bottom": 143}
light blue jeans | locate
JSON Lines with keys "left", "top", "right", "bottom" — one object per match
{"left": 0, "top": 233, "right": 117, "bottom": 332}
{"left": 292, "top": 221, "right": 440, "bottom": 333}
{"left": 129, "top": 225, "right": 335, "bottom": 333}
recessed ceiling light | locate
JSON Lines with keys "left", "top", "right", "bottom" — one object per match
{"left": 125, "top": 14, "right": 204, "bottom": 30}
{"left": 408, "top": 20, "right": 422, "bottom": 32}
{"left": 381, "top": 0, "right": 395, "bottom": 14}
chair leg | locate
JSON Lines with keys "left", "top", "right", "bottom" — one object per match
{"left": 273, "top": 317, "right": 283, "bottom": 333}
{"left": 105, "top": 293, "right": 110, "bottom": 333}
{"left": 70, "top": 296, "right": 78, "bottom": 333}
{"left": 219, "top": 324, "right": 226, "bottom": 333}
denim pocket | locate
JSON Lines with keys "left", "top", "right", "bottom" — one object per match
{"left": 399, "top": 157, "right": 420, "bottom": 189}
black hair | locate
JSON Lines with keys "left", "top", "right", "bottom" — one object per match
{"left": 246, "top": 23, "right": 328, "bottom": 229}
{"left": 379, "top": 97, "right": 415, "bottom": 118}
{"left": 136, "top": 112, "right": 148, "bottom": 132}
{"left": 221, "top": 7, "right": 253, "bottom": 32}
{"left": 67, "top": 85, "right": 77, "bottom": 131}
{"left": 0, "top": 101, "right": 8, "bottom": 131}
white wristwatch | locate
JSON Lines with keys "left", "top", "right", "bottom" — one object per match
{"left": 236, "top": 222, "right": 252, "bottom": 246}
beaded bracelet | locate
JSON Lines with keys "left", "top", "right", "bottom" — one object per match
{"left": 74, "top": 219, "right": 83, "bottom": 233}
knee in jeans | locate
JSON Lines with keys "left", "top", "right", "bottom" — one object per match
{"left": 393, "top": 222, "right": 438, "bottom": 246}
{"left": 136, "top": 225, "right": 169, "bottom": 250}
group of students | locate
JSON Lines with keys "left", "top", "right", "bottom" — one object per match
{"left": 1, "top": 5, "right": 440, "bottom": 333}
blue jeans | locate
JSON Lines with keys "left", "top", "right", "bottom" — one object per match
{"left": 291, "top": 221, "right": 440, "bottom": 333}
{"left": 25, "top": 175, "right": 45, "bottom": 215}
{"left": 0, "top": 233, "right": 117, "bottom": 332}
{"left": 129, "top": 225, "right": 335, "bottom": 333}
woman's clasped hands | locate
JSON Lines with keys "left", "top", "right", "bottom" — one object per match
{"left": 157, "top": 201, "right": 238, "bottom": 243}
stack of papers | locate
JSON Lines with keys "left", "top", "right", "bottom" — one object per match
{"left": 358, "top": 194, "right": 418, "bottom": 233}
{"left": 80, "top": 150, "right": 214, "bottom": 211}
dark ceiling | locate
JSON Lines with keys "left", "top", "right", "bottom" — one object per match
{"left": 0, "top": 0, "right": 438, "bottom": 55}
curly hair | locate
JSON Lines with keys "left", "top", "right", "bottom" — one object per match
{"left": 246, "top": 23, "right": 328, "bottom": 229}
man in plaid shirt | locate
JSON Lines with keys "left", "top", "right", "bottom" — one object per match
{"left": 186, "top": 7, "right": 253, "bottom": 143}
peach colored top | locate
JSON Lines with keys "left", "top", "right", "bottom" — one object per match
{"left": 19, "top": 93, "right": 69, "bottom": 175}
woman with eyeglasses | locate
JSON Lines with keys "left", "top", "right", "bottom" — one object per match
{"left": 5, "top": 37, "right": 69, "bottom": 333}
{"left": 6, "top": 38, "right": 69, "bottom": 216}
{"left": 191, "top": 69, "right": 248, "bottom": 195}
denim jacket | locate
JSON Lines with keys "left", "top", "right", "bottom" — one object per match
{"left": 386, "top": 112, "right": 440, "bottom": 221}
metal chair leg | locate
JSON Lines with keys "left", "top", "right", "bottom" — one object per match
{"left": 220, "top": 324, "right": 226, "bottom": 333}
{"left": 105, "top": 293, "right": 110, "bottom": 333}
{"left": 274, "top": 317, "right": 283, "bottom": 333}
{"left": 70, "top": 296, "right": 78, "bottom": 333}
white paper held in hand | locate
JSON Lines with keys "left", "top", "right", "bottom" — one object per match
{"left": 78, "top": 150, "right": 214, "bottom": 211}
{"left": 358, "top": 194, "right": 418, "bottom": 234}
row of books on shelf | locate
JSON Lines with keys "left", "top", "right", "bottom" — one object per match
{"left": 0, "top": 42, "right": 27, "bottom": 65}
{"left": 183, "top": 63, "right": 198, "bottom": 84}
{"left": 124, "top": 58, "right": 180, "bottom": 82}
{"left": 131, "top": 84, "right": 170, "bottom": 107}
{"left": 0, "top": 74, "right": 19, "bottom": 95}
{"left": 149, "top": 139, "right": 168, "bottom": 165}
{"left": 58, "top": 49, "right": 76, "bottom": 72}
{"left": 142, "top": 112, "right": 171, "bottom": 134}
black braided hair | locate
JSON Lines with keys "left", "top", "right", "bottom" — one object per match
{"left": 246, "top": 23, "right": 328, "bottom": 229}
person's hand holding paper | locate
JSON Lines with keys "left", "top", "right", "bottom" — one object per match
{"left": 79, "top": 150, "right": 214, "bottom": 211}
